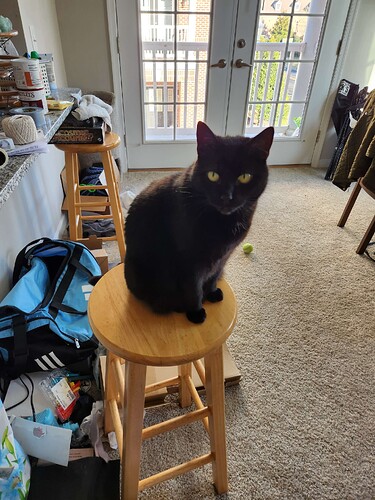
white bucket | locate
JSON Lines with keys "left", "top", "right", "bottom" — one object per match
{"left": 19, "top": 88, "right": 48, "bottom": 114}
{"left": 11, "top": 58, "right": 43, "bottom": 89}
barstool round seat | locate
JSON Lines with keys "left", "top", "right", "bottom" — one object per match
{"left": 55, "top": 131, "right": 121, "bottom": 153}
{"left": 88, "top": 264, "right": 237, "bottom": 366}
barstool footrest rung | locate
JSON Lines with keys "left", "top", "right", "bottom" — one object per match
{"left": 142, "top": 407, "right": 210, "bottom": 440}
{"left": 81, "top": 214, "right": 113, "bottom": 221}
{"left": 139, "top": 453, "right": 214, "bottom": 492}
{"left": 145, "top": 375, "right": 180, "bottom": 394}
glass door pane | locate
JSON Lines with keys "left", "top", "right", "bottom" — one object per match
{"left": 139, "top": 0, "right": 212, "bottom": 142}
{"left": 245, "top": 0, "right": 328, "bottom": 138}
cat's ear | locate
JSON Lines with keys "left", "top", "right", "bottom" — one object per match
{"left": 197, "top": 121, "right": 217, "bottom": 152}
{"left": 250, "top": 127, "right": 274, "bottom": 160}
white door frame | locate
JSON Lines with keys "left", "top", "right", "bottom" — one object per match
{"left": 106, "top": 0, "right": 128, "bottom": 172}
{"left": 107, "top": 0, "right": 356, "bottom": 169}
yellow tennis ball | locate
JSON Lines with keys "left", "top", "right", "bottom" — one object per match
{"left": 243, "top": 243, "right": 254, "bottom": 254}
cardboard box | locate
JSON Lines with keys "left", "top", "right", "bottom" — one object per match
{"left": 99, "top": 343, "right": 241, "bottom": 407}
{"left": 82, "top": 236, "right": 109, "bottom": 275}
{"left": 91, "top": 248, "right": 109, "bottom": 275}
{"left": 69, "top": 448, "right": 94, "bottom": 462}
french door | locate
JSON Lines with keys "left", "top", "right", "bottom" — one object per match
{"left": 116, "top": 0, "right": 350, "bottom": 169}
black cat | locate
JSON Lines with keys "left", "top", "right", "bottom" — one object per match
{"left": 124, "top": 122, "right": 274, "bottom": 323}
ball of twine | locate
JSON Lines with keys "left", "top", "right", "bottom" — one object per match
{"left": 2, "top": 115, "right": 37, "bottom": 145}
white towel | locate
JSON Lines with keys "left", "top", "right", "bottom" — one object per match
{"left": 72, "top": 94, "right": 113, "bottom": 131}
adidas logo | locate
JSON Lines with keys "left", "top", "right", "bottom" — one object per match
{"left": 34, "top": 351, "right": 65, "bottom": 371}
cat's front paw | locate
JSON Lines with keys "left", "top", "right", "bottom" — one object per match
{"left": 186, "top": 308, "right": 206, "bottom": 324}
{"left": 206, "top": 288, "right": 223, "bottom": 303}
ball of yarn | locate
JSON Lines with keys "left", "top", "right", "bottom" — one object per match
{"left": 1, "top": 115, "right": 38, "bottom": 145}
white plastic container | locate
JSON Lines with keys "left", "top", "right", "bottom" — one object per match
{"left": 11, "top": 58, "right": 43, "bottom": 89}
{"left": 19, "top": 87, "right": 48, "bottom": 114}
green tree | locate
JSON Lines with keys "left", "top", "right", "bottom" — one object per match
{"left": 269, "top": 16, "right": 290, "bottom": 43}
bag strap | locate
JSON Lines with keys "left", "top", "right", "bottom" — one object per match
{"left": 11, "top": 314, "right": 29, "bottom": 376}
{"left": 48, "top": 245, "right": 94, "bottom": 318}
{"left": 12, "top": 237, "right": 53, "bottom": 285}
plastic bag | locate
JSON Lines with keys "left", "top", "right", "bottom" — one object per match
{"left": 0, "top": 399, "right": 30, "bottom": 499}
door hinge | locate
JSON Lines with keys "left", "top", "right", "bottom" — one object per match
{"left": 336, "top": 39, "right": 342, "bottom": 57}
{"left": 316, "top": 130, "right": 321, "bottom": 144}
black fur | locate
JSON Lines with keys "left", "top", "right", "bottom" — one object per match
{"left": 124, "top": 122, "right": 274, "bottom": 323}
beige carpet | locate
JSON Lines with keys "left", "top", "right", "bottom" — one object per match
{"left": 106, "top": 166, "right": 375, "bottom": 499}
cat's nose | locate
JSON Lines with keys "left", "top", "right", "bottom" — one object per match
{"left": 220, "top": 191, "right": 233, "bottom": 201}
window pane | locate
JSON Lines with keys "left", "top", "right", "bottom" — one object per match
{"left": 141, "top": 13, "right": 174, "bottom": 45}
{"left": 257, "top": 15, "right": 291, "bottom": 45}
{"left": 177, "top": 0, "right": 211, "bottom": 13}
{"left": 144, "top": 104, "right": 174, "bottom": 141}
{"left": 260, "top": 0, "right": 326, "bottom": 15}
{"left": 176, "top": 62, "right": 207, "bottom": 102}
{"left": 176, "top": 14, "right": 210, "bottom": 60}
{"left": 261, "top": 1, "right": 292, "bottom": 14}
{"left": 140, "top": 0, "right": 175, "bottom": 12}
{"left": 251, "top": 61, "right": 285, "bottom": 101}
{"left": 143, "top": 62, "right": 175, "bottom": 102}
{"left": 290, "top": 15, "right": 324, "bottom": 59}
{"left": 275, "top": 102, "right": 305, "bottom": 134}
{"left": 280, "top": 61, "right": 314, "bottom": 101}
{"left": 175, "top": 104, "right": 205, "bottom": 139}
{"left": 246, "top": 103, "right": 277, "bottom": 129}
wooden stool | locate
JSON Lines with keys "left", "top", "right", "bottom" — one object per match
{"left": 55, "top": 133, "right": 126, "bottom": 262}
{"left": 338, "top": 177, "right": 375, "bottom": 254}
{"left": 88, "top": 264, "right": 237, "bottom": 498}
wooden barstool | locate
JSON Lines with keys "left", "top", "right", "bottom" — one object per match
{"left": 88, "top": 264, "right": 237, "bottom": 498}
{"left": 55, "top": 133, "right": 126, "bottom": 262}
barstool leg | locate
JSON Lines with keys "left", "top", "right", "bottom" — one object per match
{"left": 72, "top": 153, "right": 83, "bottom": 239}
{"left": 65, "top": 153, "right": 79, "bottom": 241}
{"left": 204, "top": 345, "right": 228, "bottom": 494}
{"left": 178, "top": 363, "right": 192, "bottom": 408}
{"left": 104, "top": 352, "right": 116, "bottom": 434}
{"left": 101, "top": 151, "right": 126, "bottom": 262}
{"left": 122, "top": 361, "right": 147, "bottom": 500}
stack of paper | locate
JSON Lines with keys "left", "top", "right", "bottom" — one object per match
{"left": 7, "top": 140, "right": 48, "bottom": 156}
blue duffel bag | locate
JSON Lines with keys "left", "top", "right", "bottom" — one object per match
{"left": 0, "top": 238, "right": 102, "bottom": 379}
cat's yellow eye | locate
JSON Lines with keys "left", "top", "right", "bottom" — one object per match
{"left": 237, "top": 173, "right": 252, "bottom": 184}
{"left": 207, "top": 171, "right": 220, "bottom": 182}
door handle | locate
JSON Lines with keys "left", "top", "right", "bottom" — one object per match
{"left": 210, "top": 58, "right": 227, "bottom": 69}
{"left": 234, "top": 58, "right": 252, "bottom": 68}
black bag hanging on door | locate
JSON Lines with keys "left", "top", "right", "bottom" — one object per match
{"left": 0, "top": 238, "right": 102, "bottom": 380}
{"left": 325, "top": 79, "right": 368, "bottom": 180}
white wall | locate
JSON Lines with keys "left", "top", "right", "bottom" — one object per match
{"left": 54, "top": 0, "right": 112, "bottom": 93}
{"left": 339, "top": 0, "right": 375, "bottom": 91}
{"left": 17, "top": 0, "right": 67, "bottom": 87}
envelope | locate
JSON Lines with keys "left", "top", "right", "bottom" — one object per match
{"left": 11, "top": 417, "right": 72, "bottom": 466}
